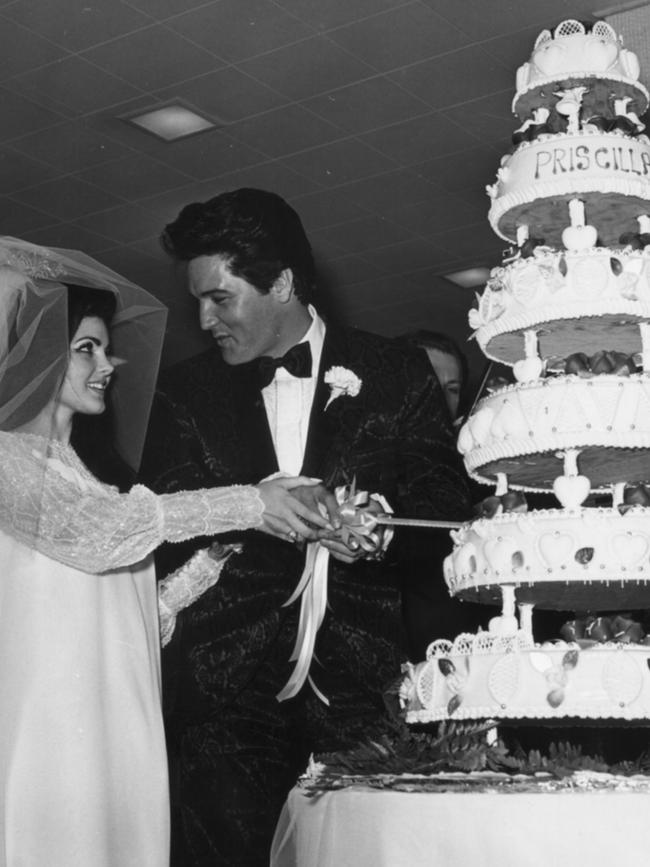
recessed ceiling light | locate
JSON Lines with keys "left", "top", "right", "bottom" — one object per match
{"left": 443, "top": 267, "right": 491, "bottom": 288}
{"left": 123, "top": 102, "right": 216, "bottom": 142}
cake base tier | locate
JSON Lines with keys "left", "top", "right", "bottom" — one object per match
{"left": 458, "top": 373, "right": 650, "bottom": 491}
{"left": 402, "top": 638, "right": 650, "bottom": 724}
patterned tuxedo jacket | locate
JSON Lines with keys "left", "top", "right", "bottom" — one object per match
{"left": 141, "top": 323, "right": 470, "bottom": 739}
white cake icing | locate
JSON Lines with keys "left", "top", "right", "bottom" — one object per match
{"left": 401, "top": 18, "right": 650, "bottom": 730}
{"left": 403, "top": 634, "right": 650, "bottom": 724}
{"left": 458, "top": 374, "right": 650, "bottom": 490}
{"left": 513, "top": 20, "right": 648, "bottom": 119}
{"left": 488, "top": 131, "right": 650, "bottom": 246}
{"left": 444, "top": 506, "right": 650, "bottom": 610}
{"left": 472, "top": 246, "right": 650, "bottom": 365}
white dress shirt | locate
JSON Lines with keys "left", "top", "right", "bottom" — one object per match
{"left": 261, "top": 306, "right": 325, "bottom": 475}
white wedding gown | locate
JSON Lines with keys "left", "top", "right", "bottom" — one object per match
{"left": 0, "top": 431, "right": 263, "bottom": 867}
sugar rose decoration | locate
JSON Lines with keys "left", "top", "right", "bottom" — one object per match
{"left": 324, "top": 366, "right": 362, "bottom": 409}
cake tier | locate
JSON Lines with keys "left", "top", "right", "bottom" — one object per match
{"left": 512, "top": 20, "right": 648, "bottom": 120}
{"left": 458, "top": 374, "right": 650, "bottom": 490}
{"left": 402, "top": 634, "right": 650, "bottom": 724}
{"left": 488, "top": 132, "right": 650, "bottom": 247}
{"left": 444, "top": 506, "right": 650, "bottom": 610}
{"left": 472, "top": 247, "right": 650, "bottom": 365}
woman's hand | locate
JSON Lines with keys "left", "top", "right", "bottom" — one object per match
{"left": 255, "top": 476, "right": 335, "bottom": 543}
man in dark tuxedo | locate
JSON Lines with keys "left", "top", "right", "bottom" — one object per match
{"left": 141, "top": 188, "right": 470, "bottom": 866}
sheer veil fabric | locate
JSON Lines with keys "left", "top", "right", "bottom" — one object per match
{"left": 0, "top": 237, "right": 167, "bottom": 471}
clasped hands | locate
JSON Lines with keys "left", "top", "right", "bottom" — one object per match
{"left": 255, "top": 477, "right": 388, "bottom": 563}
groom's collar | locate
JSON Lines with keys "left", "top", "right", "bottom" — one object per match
{"left": 301, "top": 304, "right": 326, "bottom": 378}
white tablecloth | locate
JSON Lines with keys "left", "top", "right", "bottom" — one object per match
{"left": 271, "top": 784, "right": 650, "bottom": 867}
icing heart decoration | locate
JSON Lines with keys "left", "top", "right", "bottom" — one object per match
{"left": 513, "top": 356, "right": 543, "bottom": 383}
{"left": 453, "top": 543, "right": 478, "bottom": 576}
{"left": 553, "top": 473, "right": 590, "bottom": 508}
{"left": 488, "top": 654, "right": 520, "bottom": 706}
{"left": 562, "top": 223, "right": 598, "bottom": 250}
{"left": 538, "top": 532, "right": 574, "bottom": 567}
{"left": 571, "top": 256, "right": 608, "bottom": 298}
{"left": 467, "top": 407, "right": 494, "bottom": 445}
{"left": 529, "top": 651, "right": 553, "bottom": 674}
{"left": 602, "top": 653, "right": 643, "bottom": 707}
{"left": 488, "top": 614, "right": 519, "bottom": 636}
{"left": 492, "top": 400, "right": 529, "bottom": 438}
{"left": 562, "top": 198, "right": 597, "bottom": 251}
{"left": 611, "top": 533, "right": 649, "bottom": 566}
{"left": 511, "top": 265, "right": 545, "bottom": 305}
{"left": 484, "top": 537, "right": 519, "bottom": 572}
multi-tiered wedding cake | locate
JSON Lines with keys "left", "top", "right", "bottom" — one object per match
{"left": 402, "top": 19, "right": 650, "bottom": 725}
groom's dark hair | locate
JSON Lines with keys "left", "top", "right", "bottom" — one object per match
{"left": 161, "top": 187, "right": 316, "bottom": 305}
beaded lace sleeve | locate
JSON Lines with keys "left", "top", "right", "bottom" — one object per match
{"left": 0, "top": 432, "right": 264, "bottom": 574}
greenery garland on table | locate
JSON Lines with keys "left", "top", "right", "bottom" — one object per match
{"left": 302, "top": 690, "right": 650, "bottom": 795}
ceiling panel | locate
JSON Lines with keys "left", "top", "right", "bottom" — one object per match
{"left": 441, "top": 90, "right": 516, "bottom": 146}
{"left": 0, "top": 88, "right": 64, "bottom": 143}
{"left": 390, "top": 193, "right": 485, "bottom": 236}
{"left": 238, "top": 35, "right": 375, "bottom": 100}
{"left": 388, "top": 45, "right": 512, "bottom": 110}
{"left": 0, "top": 146, "right": 59, "bottom": 193}
{"left": 0, "top": 197, "right": 56, "bottom": 234}
{"left": 4, "top": 57, "right": 142, "bottom": 117}
{"left": 280, "top": 137, "right": 396, "bottom": 186}
{"left": 74, "top": 202, "right": 163, "bottom": 244}
{"left": 168, "top": 0, "right": 312, "bottom": 62}
{"left": 80, "top": 24, "right": 221, "bottom": 90}
{"left": 364, "top": 237, "right": 457, "bottom": 274}
{"left": 17, "top": 176, "right": 124, "bottom": 221}
{"left": 302, "top": 76, "right": 431, "bottom": 135}
{"left": 337, "top": 168, "right": 439, "bottom": 211}
{"left": 75, "top": 154, "right": 193, "bottom": 200}
{"left": 290, "top": 188, "right": 368, "bottom": 230}
{"left": 8, "top": 122, "right": 133, "bottom": 172}
{"left": 316, "top": 213, "right": 413, "bottom": 254}
{"left": 24, "top": 222, "right": 116, "bottom": 254}
{"left": 226, "top": 104, "right": 343, "bottom": 159}
{"left": 360, "top": 112, "right": 470, "bottom": 164}
{"left": 0, "top": 15, "right": 65, "bottom": 79}
{"left": 271, "top": 0, "right": 408, "bottom": 31}
{"left": 2, "top": 0, "right": 152, "bottom": 50}
{"left": 327, "top": 3, "right": 471, "bottom": 71}
{"left": 207, "top": 161, "right": 321, "bottom": 200}
{"left": 414, "top": 145, "right": 504, "bottom": 195}
{"left": 151, "top": 128, "right": 268, "bottom": 180}
{"left": 122, "top": 0, "right": 209, "bottom": 19}
{"left": 425, "top": 0, "right": 596, "bottom": 41}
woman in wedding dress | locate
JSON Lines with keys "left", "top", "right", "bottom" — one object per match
{"left": 0, "top": 238, "right": 329, "bottom": 867}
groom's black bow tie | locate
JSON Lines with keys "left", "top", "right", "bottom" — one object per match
{"left": 256, "top": 342, "right": 312, "bottom": 388}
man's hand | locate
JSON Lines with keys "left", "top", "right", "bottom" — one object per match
{"left": 319, "top": 535, "right": 366, "bottom": 564}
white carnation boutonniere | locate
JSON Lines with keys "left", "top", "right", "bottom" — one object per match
{"left": 324, "top": 366, "right": 362, "bottom": 410}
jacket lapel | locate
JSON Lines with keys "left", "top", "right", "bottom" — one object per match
{"left": 300, "top": 326, "right": 348, "bottom": 482}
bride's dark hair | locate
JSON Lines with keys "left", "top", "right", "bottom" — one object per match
{"left": 66, "top": 283, "right": 116, "bottom": 337}
{"left": 65, "top": 284, "right": 135, "bottom": 491}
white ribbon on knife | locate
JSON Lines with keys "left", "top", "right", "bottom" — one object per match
{"left": 276, "top": 482, "right": 393, "bottom": 704}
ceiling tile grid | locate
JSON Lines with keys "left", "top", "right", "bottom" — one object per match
{"left": 0, "top": 0, "right": 630, "bottom": 367}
